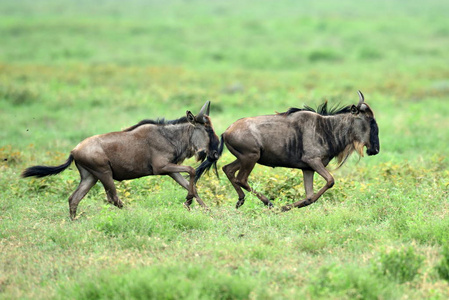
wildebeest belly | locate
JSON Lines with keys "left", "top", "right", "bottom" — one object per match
{"left": 252, "top": 121, "right": 304, "bottom": 165}
{"left": 105, "top": 147, "right": 155, "bottom": 181}
{"left": 86, "top": 133, "right": 155, "bottom": 181}
{"left": 110, "top": 164, "right": 153, "bottom": 181}
{"left": 257, "top": 148, "right": 309, "bottom": 169}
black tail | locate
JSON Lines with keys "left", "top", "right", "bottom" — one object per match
{"left": 21, "top": 155, "right": 74, "bottom": 178}
{"left": 194, "top": 135, "right": 224, "bottom": 183}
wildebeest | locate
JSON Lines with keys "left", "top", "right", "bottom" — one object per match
{"left": 22, "top": 101, "right": 220, "bottom": 220}
{"left": 196, "top": 91, "right": 379, "bottom": 211}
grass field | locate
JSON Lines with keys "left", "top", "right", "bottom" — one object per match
{"left": 1, "top": 0, "right": 449, "bottom": 299}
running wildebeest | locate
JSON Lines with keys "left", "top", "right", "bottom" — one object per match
{"left": 22, "top": 101, "right": 220, "bottom": 220}
{"left": 195, "top": 91, "right": 379, "bottom": 211}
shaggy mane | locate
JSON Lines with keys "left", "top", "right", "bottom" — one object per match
{"left": 279, "top": 101, "right": 351, "bottom": 116}
{"left": 124, "top": 116, "right": 188, "bottom": 132}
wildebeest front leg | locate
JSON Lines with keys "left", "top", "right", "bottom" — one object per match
{"left": 303, "top": 170, "right": 315, "bottom": 200}
{"left": 282, "top": 162, "right": 334, "bottom": 211}
{"left": 155, "top": 164, "right": 207, "bottom": 208}
{"left": 168, "top": 172, "right": 204, "bottom": 209}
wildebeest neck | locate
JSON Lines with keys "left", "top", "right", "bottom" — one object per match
{"left": 316, "top": 114, "right": 355, "bottom": 164}
{"left": 157, "top": 124, "right": 196, "bottom": 164}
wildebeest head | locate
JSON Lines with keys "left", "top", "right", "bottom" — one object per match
{"left": 349, "top": 91, "right": 380, "bottom": 156}
{"left": 186, "top": 101, "right": 221, "bottom": 163}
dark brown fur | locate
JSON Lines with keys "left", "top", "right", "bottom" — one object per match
{"left": 22, "top": 102, "right": 220, "bottom": 220}
{"left": 219, "top": 91, "right": 380, "bottom": 210}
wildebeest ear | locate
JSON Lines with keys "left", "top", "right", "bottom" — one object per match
{"left": 186, "top": 111, "right": 196, "bottom": 125}
{"left": 351, "top": 105, "right": 359, "bottom": 115}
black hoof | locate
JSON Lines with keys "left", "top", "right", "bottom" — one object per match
{"left": 236, "top": 199, "right": 245, "bottom": 209}
{"left": 185, "top": 197, "right": 193, "bottom": 206}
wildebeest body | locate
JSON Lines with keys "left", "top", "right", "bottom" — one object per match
{"left": 22, "top": 102, "right": 220, "bottom": 220}
{"left": 74, "top": 123, "right": 199, "bottom": 181}
{"left": 197, "top": 91, "right": 380, "bottom": 211}
{"left": 225, "top": 111, "right": 359, "bottom": 170}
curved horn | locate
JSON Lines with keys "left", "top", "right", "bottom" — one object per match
{"left": 357, "top": 90, "right": 365, "bottom": 107}
{"left": 197, "top": 101, "right": 211, "bottom": 117}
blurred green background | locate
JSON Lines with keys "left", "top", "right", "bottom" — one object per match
{"left": 1, "top": 0, "right": 448, "bottom": 159}
{"left": 1, "top": 0, "right": 449, "bottom": 299}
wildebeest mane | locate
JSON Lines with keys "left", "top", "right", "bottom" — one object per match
{"left": 279, "top": 101, "right": 351, "bottom": 116}
{"left": 124, "top": 116, "right": 189, "bottom": 132}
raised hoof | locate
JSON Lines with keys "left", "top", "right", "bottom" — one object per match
{"left": 235, "top": 199, "right": 245, "bottom": 209}
{"left": 185, "top": 197, "right": 193, "bottom": 206}
{"left": 266, "top": 201, "right": 274, "bottom": 208}
{"left": 115, "top": 201, "right": 124, "bottom": 209}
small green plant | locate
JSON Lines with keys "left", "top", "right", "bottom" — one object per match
{"left": 59, "top": 264, "right": 259, "bottom": 300}
{"left": 307, "top": 49, "right": 342, "bottom": 62}
{"left": 0, "top": 84, "right": 39, "bottom": 106}
{"left": 95, "top": 207, "right": 155, "bottom": 238}
{"left": 436, "top": 244, "right": 449, "bottom": 281}
{"left": 308, "top": 264, "right": 398, "bottom": 299}
{"left": 375, "top": 246, "right": 424, "bottom": 283}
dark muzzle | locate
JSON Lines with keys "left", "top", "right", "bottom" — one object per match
{"left": 367, "top": 118, "right": 380, "bottom": 156}
{"left": 210, "top": 150, "right": 219, "bottom": 160}
{"left": 367, "top": 147, "right": 379, "bottom": 156}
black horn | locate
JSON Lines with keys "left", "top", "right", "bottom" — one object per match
{"left": 197, "top": 101, "right": 211, "bottom": 118}
{"left": 357, "top": 90, "right": 364, "bottom": 104}
{"left": 357, "top": 90, "right": 367, "bottom": 110}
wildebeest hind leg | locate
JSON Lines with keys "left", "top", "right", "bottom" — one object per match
{"left": 93, "top": 170, "right": 124, "bottom": 209}
{"left": 69, "top": 164, "right": 98, "bottom": 220}
{"left": 236, "top": 156, "right": 273, "bottom": 207}
{"left": 222, "top": 160, "right": 246, "bottom": 208}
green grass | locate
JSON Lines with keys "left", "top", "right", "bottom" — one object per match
{"left": 1, "top": 0, "right": 449, "bottom": 299}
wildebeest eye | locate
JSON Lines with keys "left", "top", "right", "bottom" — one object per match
{"left": 350, "top": 105, "right": 359, "bottom": 115}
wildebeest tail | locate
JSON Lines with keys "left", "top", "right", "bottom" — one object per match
{"left": 21, "top": 154, "right": 74, "bottom": 178}
{"left": 194, "top": 135, "right": 224, "bottom": 183}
